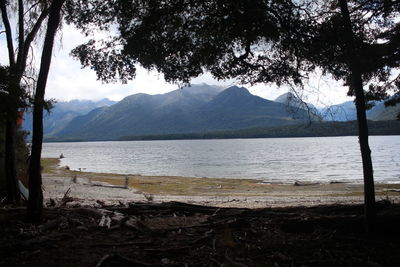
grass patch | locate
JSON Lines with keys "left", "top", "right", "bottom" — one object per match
{"left": 41, "top": 158, "right": 60, "bottom": 174}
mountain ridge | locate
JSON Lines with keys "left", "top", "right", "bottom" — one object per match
{"left": 22, "top": 98, "right": 116, "bottom": 138}
{"left": 53, "top": 84, "right": 315, "bottom": 140}
{"left": 30, "top": 84, "right": 399, "bottom": 141}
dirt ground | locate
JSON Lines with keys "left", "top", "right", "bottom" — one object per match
{"left": 1, "top": 201, "right": 400, "bottom": 267}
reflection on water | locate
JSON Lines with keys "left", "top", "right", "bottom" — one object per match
{"left": 42, "top": 136, "right": 400, "bottom": 183}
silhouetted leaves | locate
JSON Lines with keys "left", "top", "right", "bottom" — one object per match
{"left": 65, "top": 0, "right": 400, "bottom": 120}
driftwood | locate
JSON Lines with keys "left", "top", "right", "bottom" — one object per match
{"left": 96, "top": 254, "right": 161, "bottom": 267}
{"left": 2, "top": 201, "right": 400, "bottom": 266}
{"left": 38, "top": 217, "right": 66, "bottom": 232}
{"left": 224, "top": 251, "right": 249, "bottom": 267}
{"left": 385, "top": 189, "right": 400, "bottom": 193}
{"left": 92, "top": 240, "right": 152, "bottom": 247}
{"left": 73, "top": 207, "right": 105, "bottom": 218}
{"left": 59, "top": 188, "right": 73, "bottom": 207}
{"left": 294, "top": 180, "right": 320, "bottom": 186}
{"left": 125, "top": 201, "right": 223, "bottom": 214}
{"left": 98, "top": 215, "right": 112, "bottom": 228}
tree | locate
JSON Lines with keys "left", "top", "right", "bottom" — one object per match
{"left": 28, "top": 0, "right": 65, "bottom": 222}
{"left": 1, "top": 0, "right": 50, "bottom": 203}
{"left": 337, "top": 0, "right": 376, "bottom": 228}
{"left": 67, "top": 0, "right": 400, "bottom": 228}
{"left": 1, "top": 0, "right": 66, "bottom": 221}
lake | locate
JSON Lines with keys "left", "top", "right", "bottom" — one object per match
{"left": 42, "top": 136, "right": 400, "bottom": 184}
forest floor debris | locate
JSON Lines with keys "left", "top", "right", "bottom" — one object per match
{"left": 1, "top": 201, "right": 400, "bottom": 266}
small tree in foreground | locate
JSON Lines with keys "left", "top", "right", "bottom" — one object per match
{"left": 1, "top": 0, "right": 50, "bottom": 203}
{"left": 2, "top": 0, "right": 67, "bottom": 222}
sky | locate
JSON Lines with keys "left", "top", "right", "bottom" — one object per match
{"left": 1, "top": 23, "right": 353, "bottom": 107}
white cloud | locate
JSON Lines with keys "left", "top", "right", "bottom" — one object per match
{"left": 44, "top": 24, "right": 180, "bottom": 101}
{"left": 248, "top": 84, "right": 288, "bottom": 101}
{"left": 301, "top": 72, "right": 352, "bottom": 107}
{"left": 0, "top": 35, "right": 10, "bottom": 65}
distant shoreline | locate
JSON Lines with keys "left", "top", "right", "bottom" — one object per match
{"left": 43, "top": 120, "right": 400, "bottom": 142}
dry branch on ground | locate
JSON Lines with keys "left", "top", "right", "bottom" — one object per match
{"left": 1, "top": 201, "right": 400, "bottom": 266}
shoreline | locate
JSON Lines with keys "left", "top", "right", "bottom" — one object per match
{"left": 42, "top": 158, "right": 400, "bottom": 208}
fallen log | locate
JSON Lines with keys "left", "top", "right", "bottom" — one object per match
{"left": 96, "top": 254, "right": 161, "bottom": 267}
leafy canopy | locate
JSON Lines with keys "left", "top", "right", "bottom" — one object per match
{"left": 66, "top": 0, "right": 400, "bottom": 104}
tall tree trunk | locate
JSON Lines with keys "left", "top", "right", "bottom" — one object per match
{"left": 5, "top": 120, "right": 18, "bottom": 202}
{"left": 27, "top": 0, "right": 64, "bottom": 222}
{"left": 338, "top": 0, "right": 375, "bottom": 229}
{"left": 1, "top": 0, "right": 19, "bottom": 203}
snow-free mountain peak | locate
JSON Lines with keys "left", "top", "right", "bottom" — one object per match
{"left": 54, "top": 84, "right": 313, "bottom": 140}
{"left": 274, "top": 92, "right": 297, "bottom": 103}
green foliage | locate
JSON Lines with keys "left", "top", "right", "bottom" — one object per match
{"left": 0, "top": 65, "right": 30, "bottom": 121}
{"left": 67, "top": 1, "right": 399, "bottom": 87}
{"left": 0, "top": 66, "right": 14, "bottom": 120}
{"left": 385, "top": 92, "right": 400, "bottom": 119}
{"left": 65, "top": 0, "right": 137, "bottom": 83}
{"left": 66, "top": 0, "right": 307, "bottom": 85}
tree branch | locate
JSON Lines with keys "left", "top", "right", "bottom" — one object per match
{"left": 22, "top": 75, "right": 37, "bottom": 87}
{"left": 24, "top": 0, "right": 42, "bottom": 16}
{"left": 0, "top": 0, "right": 16, "bottom": 68}
{"left": 17, "top": 0, "right": 25, "bottom": 72}
{"left": 20, "top": 7, "right": 50, "bottom": 76}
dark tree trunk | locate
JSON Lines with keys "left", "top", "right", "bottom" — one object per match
{"left": 1, "top": 0, "right": 19, "bottom": 203}
{"left": 27, "top": 0, "right": 65, "bottom": 223}
{"left": 338, "top": 0, "right": 375, "bottom": 229}
{"left": 5, "top": 120, "right": 19, "bottom": 202}
{"left": 4, "top": 76, "right": 23, "bottom": 204}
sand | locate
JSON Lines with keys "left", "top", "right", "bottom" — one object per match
{"left": 41, "top": 158, "right": 400, "bottom": 208}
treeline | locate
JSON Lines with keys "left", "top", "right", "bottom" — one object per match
{"left": 117, "top": 120, "right": 400, "bottom": 141}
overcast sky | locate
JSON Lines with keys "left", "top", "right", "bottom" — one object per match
{"left": 1, "top": 23, "right": 353, "bottom": 107}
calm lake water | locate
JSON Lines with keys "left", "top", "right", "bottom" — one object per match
{"left": 42, "top": 136, "right": 400, "bottom": 184}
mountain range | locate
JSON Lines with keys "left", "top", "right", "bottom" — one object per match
{"left": 22, "top": 84, "right": 399, "bottom": 141}
{"left": 319, "top": 99, "right": 400, "bottom": 121}
{"left": 22, "top": 98, "right": 116, "bottom": 137}
{"left": 53, "top": 84, "right": 318, "bottom": 140}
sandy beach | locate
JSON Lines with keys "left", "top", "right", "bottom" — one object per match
{"left": 42, "top": 158, "right": 400, "bottom": 208}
